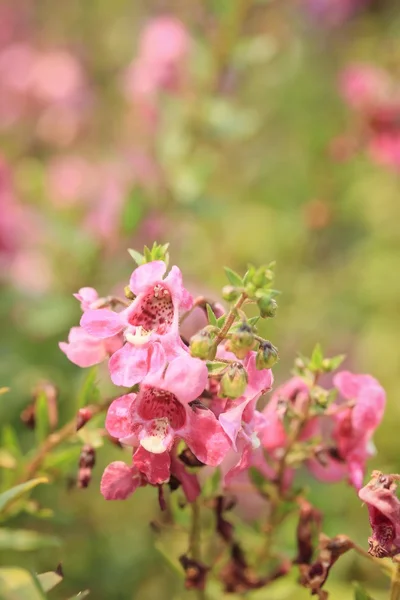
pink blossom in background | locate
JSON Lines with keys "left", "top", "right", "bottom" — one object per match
{"left": 304, "top": 0, "right": 372, "bottom": 26}
{"left": 123, "top": 16, "right": 190, "bottom": 124}
{"left": 337, "top": 63, "right": 400, "bottom": 170}
{"left": 47, "top": 156, "right": 96, "bottom": 207}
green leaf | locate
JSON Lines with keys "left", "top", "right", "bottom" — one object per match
{"left": 353, "top": 582, "right": 375, "bottom": 600}
{"left": 0, "top": 478, "right": 48, "bottom": 514}
{"left": 310, "top": 343, "right": 324, "bottom": 371}
{"left": 217, "top": 314, "right": 226, "bottom": 327}
{"left": 43, "top": 446, "right": 81, "bottom": 470}
{"left": 127, "top": 248, "right": 144, "bottom": 265}
{"left": 2, "top": 426, "right": 23, "bottom": 460}
{"left": 0, "top": 529, "right": 60, "bottom": 551}
{"left": 326, "top": 354, "right": 346, "bottom": 372}
{"left": 143, "top": 245, "right": 152, "bottom": 262}
{"left": 206, "top": 304, "right": 218, "bottom": 327}
{"left": 247, "top": 316, "right": 260, "bottom": 326}
{"left": 36, "top": 569, "right": 63, "bottom": 592}
{"left": 0, "top": 567, "right": 45, "bottom": 600}
{"left": 224, "top": 267, "right": 243, "bottom": 288}
{"left": 35, "top": 393, "right": 49, "bottom": 445}
{"left": 206, "top": 361, "right": 228, "bottom": 375}
{"left": 77, "top": 367, "right": 100, "bottom": 409}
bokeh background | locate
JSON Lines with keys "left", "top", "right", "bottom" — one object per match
{"left": 1, "top": 0, "right": 400, "bottom": 598}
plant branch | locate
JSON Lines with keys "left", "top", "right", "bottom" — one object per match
{"left": 20, "top": 398, "right": 113, "bottom": 482}
{"left": 391, "top": 561, "right": 400, "bottom": 600}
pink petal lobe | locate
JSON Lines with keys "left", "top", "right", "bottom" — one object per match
{"left": 80, "top": 309, "right": 123, "bottom": 339}
{"left": 163, "top": 355, "right": 208, "bottom": 403}
{"left": 184, "top": 408, "right": 231, "bottom": 466}
{"left": 129, "top": 260, "right": 166, "bottom": 295}
{"left": 59, "top": 327, "right": 107, "bottom": 367}
{"left": 100, "top": 461, "right": 141, "bottom": 500}
{"left": 170, "top": 455, "right": 200, "bottom": 503}
{"left": 133, "top": 445, "right": 171, "bottom": 484}
{"left": 105, "top": 394, "right": 135, "bottom": 439}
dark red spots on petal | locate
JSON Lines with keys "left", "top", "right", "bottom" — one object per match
{"left": 128, "top": 284, "right": 174, "bottom": 334}
{"left": 137, "top": 387, "right": 186, "bottom": 429}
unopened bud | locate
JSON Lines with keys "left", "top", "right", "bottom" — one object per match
{"left": 258, "top": 295, "right": 277, "bottom": 318}
{"left": 77, "top": 445, "right": 96, "bottom": 489}
{"left": 190, "top": 329, "right": 214, "bottom": 359}
{"left": 256, "top": 341, "right": 279, "bottom": 369}
{"left": 226, "top": 323, "right": 255, "bottom": 359}
{"left": 220, "top": 363, "right": 248, "bottom": 399}
{"left": 76, "top": 408, "right": 92, "bottom": 431}
{"left": 222, "top": 286, "right": 240, "bottom": 302}
{"left": 124, "top": 286, "right": 135, "bottom": 300}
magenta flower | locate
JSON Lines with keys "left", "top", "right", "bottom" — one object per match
{"left": 105, "top": 355, "right": 230, "bottom": 485}
{"left": 359, "top": 472, "right": 400, "bottom": 557}
{"left": 101, "top": 461, "right": 147, "bottom": 500}
{"left": 308, "top": 371, "right": 386, "bottom": 489}
{"left": 81, "top": 261, "right": 193, "bottom": 386}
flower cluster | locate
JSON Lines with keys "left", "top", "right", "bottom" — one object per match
{"left": 60, "top": 245, "right": 386, "bottom": 513}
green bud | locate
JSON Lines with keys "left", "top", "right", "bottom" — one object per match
{"left": 258, "top": 295, "right": 277, "bottom": 318}
{"left": 256, "top": 341, "right": 279, "bottom": 369}
{"left": 124, "top": 286, "right": 135, "bottom": 300}
{"left": 220, "top": 363, "right": 248, "bottom": 399}
{"left": 226, "top": 323, "right": 255, "bottom": 359}
{"left": 190, "top": 329, "right": 214, "bottom": 360}
{"left": 222, "top": 286, "right": 240, "bottom": 302}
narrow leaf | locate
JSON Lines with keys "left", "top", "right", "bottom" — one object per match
{"left": 35, "top": 393, "right": 49, "bottom": 445}
{"left": 0, "top": 568, "right": 45, "bottom": 600}
{"left": 0, "top": 529, "right": 60, "bottom": 551}
{"left": 353, "top": 582, "right": 375, "bottom": 600}
{"left": 77, "top": 367, "right": 100, "bottom": 409}
{"left": 2, "top": 425, "right": 23, "bottom": 459}
{"left": 127, "top": 248, "right": 144, "bottom": 265}
{"left": 206, "top": 304, "right": 218, "bottom": 327}
{"left": 206, "top": 361, "right": 228, "bottom": 375}
{"left": 0, "top": 478, "right": 48, "bottom": 514}
{"left": 36, "top": 569, "right": 63, "bottom": 592}
{"left": 224, "top": 267, "right": 243, "bottom": 288}
{"left": 217, "top": 314, "right": 226, "bottom": 328}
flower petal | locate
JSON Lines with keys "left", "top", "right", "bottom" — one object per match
{"left": 184, "top": 408, "right": 231, "bottom": 466}
{"left": 164, "top": 265, "right": 193, "bottom": 309}
{"left": 129, "top": 260, "right": 167, "bottom": 295}
{"left": 219, "top": 399, "right": 251, "bottom": 451}
{"left": 133, "top": 445, "right": 171, "bottom": 484}
{"left": 59, "top": 327, "right": 107, "bottom": 367}
{"left": 100, "top": 461, "right": 141, "bottom": 500}
{"left": 163, "top": 355, "right": 208, "bottom": 403}
{"left": 81, "top": 308, "right": 123, "bottom": 339}
{"left": 105, "top": 394, "right": 135, "bottom": 439}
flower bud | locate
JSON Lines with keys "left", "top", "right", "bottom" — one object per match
{"left": 222, "top": 286, "right": 240, "bottom": 302}
{"left": 190, "top": 328, "right": 214, "bottom": 359}
{"left": 76, "top": 407, "right": 92, "bottom": 431}
{"left": 226, "top": 323, "right": 255, "bottom": 359}
{"left": 220, "top": 363, "right": 248, "bottom": 399}
{"left": 258, "top": 295, "right": 277, "bottom": 318}
{"left": 124, "top": 286, "right": 135, "bottom": 300}
{"left": 256, "top": 341, "right": 279, "bottom": 369}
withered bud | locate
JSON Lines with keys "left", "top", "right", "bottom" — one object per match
{"left": 295, "top": 499, "right": 322, "bottom": 565}
{"left": 179, "top": 555, "right": 209, "bottom": 591}
{"left": 179, "top": 448, "right": 205, "bottom": 468}
{"left": 79, "top": 445, "right": 96, "bottom": 469}
{"left": 76, "top": 408, "right": 92, "bottom": 431}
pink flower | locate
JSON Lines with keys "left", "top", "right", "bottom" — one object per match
{"left": 339, "top": 64, "right": 391, "bottom": 110}
{"left": 359, "top": 471, "right": 400, "bottom": 557}
{"left": 105, "top": 355, "right": 230, "bottom": 485}
{"left": 81, "top": 261, "right": 193, "bottom": 386}
{"left": 101, "top": 461, "right": 147, "bottom": 500}
{"left": 59, "top": 326, "right": 122, "bottom": 368}
{"left": 59, "top": 287, "right": 123, "bottom": 368}
{"left": 308, "top": 371, "right": 386, "bottom": 489}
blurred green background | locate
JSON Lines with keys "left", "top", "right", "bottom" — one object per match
{"left": 1, "top": 0, "right": 400, "bottom": 598}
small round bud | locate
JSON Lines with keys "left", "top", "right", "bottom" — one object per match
{"left": 222, "top": 286, "right": 240, "bottom": 302}
{"left": 190, "top": 329, "right": 214, "bottom": 359}
{"left": 220, "top": 363, "right": 248, "bottom": 399}
{"left": 258, "top": 295, "right": 277, "bottom": 318}
{"left": 226, "top": 323, "right": 255, "bottom": 359}
{"left": 256, "top": 341, "right": 279, "bottom": 369}
{"left": 76, "top": 407, "right": 92, "bottom": 431}
{"left": 124, "top": 286, "right": 135, "bottom": 300}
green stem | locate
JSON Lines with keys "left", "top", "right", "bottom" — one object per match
{"left": 189, "top": 500, "right": 206, "bottom": 600}
{"left": 390, "top": 561, "right": 400, "bottom": 600}
{"left": 208, "top": 293, "right": 247, "bottom": 359}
